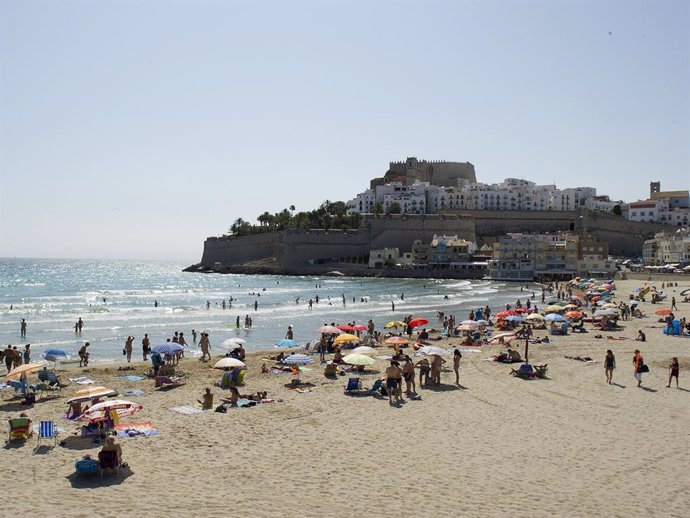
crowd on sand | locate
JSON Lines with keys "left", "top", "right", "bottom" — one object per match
{"left": 4, "top": 276, "right": 688, "bottom": 479}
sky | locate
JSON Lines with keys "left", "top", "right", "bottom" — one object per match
{"left": 0, "top": 0, "right": 688, "bottom": 262}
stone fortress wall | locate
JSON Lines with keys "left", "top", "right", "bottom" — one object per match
{"left": 200, "top": 209, "right": 667, "bottom": 270}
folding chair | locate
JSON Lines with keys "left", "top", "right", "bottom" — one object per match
{"left": 36, "top": 421, "right": 59, "bottom": 449}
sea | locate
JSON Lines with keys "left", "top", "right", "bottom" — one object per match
{"left": 0, "top": 258, "right": 539, "bottom": 364}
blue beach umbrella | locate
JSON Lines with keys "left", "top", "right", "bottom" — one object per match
{"left": 544, "top": 313, "right": 567, "bottom": 323}
{"left": 151, "top": 343, "right": 184, "bottom": 355}
{"left": 43, "top": 348, "right": 70, "bottom": 362}
{"left": 504, "top": 315, "right": 524, "bottom": 323}
{"left": 275, "top": 339, "right": 300, "bottom": 348}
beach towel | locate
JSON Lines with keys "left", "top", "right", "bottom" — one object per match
{"left": 69, "top": 377, "right": 96, "bottom": 385}
{"left": 169, "top": 406, "right": 203, "bottom": 415}
{"left": 606, "top": 337, "right": 630, "bottom": 341}
{"left": 117, "top": 375, "right": 146, "bottom": 382}
{"left": 122, "top": 389, "right": 145, "bottom": 397}
{"left": 115, "top": 422, "right": 159, "bottom": 437}
{"left": 271, "top": 369, "right": 291, "bottom": 374}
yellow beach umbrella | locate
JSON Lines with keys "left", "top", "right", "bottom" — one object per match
{"left": 384, "top": 321, "right": 407, "bottom": 329}
{"left": 334, "top": 333, "right": 360, "bottom": 345}
{"left": 384, "top": 336, "right": 409, "bottom": 346}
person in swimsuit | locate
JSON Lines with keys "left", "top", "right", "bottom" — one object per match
{"left": 416, "top": 357, "right": 431, "bottom": 387}
{"left": 402, "top": 356, "right": 416, "bottom": 395}
{"left": 667, "top": 357, "right": 679, "bottom": 388}
{"left": 604, "top": 349, "right": 616, "bottom": 384}
{"left": 633, "top": 350, "right": 644, "bottom": 388}
{"left": 385, "top": 361, "right": 403, "bottom": 405}
{"left": 453, "top": 349, "right": 462, "bottom": 386}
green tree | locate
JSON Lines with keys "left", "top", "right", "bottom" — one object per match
{"left": 612, "top": 204, "right": 622, "bottom": 216}
{"left": 372, "top": 202, "right": 383, "bottom": 217}
{"left": 387, "top": 202, "right": 401, "bottom": 215}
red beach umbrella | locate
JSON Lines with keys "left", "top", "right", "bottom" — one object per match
{"left": 408, "top": 318, "right": 429, "bottom": 328}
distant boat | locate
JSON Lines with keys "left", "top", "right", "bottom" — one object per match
{"left": 326, "top": 271, "right": 346, "bottom": 277}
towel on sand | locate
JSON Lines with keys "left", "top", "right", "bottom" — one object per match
{"left": 169, "top": 406, "right": 203, "bottom": 415}
{"left": 115, "top": 422, "right": 159, "bottom": 437}
{"left": 69, "top": 377, "right": 96, "bottom": 385}
{"left": 122, "top": 389, "right": 145, "bottom": 397}
{"left": 117, "top": 375, "right": 146, "bottom": 381}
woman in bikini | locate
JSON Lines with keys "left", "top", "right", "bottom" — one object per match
{"left": 604, "top": 349, "right": 616, "bottom": 384}
{"left": 667, "top": 357, "right": 679, "bottom": 388}
{"left": 453, "top": 349, "right": 462, "bottom": 386}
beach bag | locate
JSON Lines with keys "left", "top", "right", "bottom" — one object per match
{"left": 215, "top": 404, "right": 227, "bottom": 413}
{"left": 639, "top": 364, "right": 649, "bottom": 373}
{"left": 122, "top": 349, "right": 127, "bottom": 356}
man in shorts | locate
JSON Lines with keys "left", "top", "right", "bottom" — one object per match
{"left": 385, "top": 361, "right": 403, "bottom": 405}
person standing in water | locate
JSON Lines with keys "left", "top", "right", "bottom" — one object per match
{"left": 20, "top": 319, "right": 27, "bottom": 338}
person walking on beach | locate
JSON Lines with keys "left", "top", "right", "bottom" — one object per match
{"left": 671, "top": 297, "right": 677, "bottom": 311}
{"left": 20, "top": 319, "right": 27, "bottom": 338}
{"left": 124, "top": 336, "right": 134, "bottom": 363}
{"left": 4, "top": 345, "right": 13, "bottom": 372}
{"left": 199, "top": 332, "right": 211, "bottom": 362}
{"left": 453, "top": 349, "right": 462, "bottom": 386}
{"left": 142, "top": 334, "right": 150, "bottom": 361}
{"left": 667, "top": 357, "right": 679, "bottom": 388}
{"left": 633, "top": 349, "right": 645, "bottom": 388}
{"left": 604, "top": 349, "right": 616, "bottom": 384}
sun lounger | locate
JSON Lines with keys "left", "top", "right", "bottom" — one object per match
{"left": 511, "top": 364, "right": 536, "bottom": 379}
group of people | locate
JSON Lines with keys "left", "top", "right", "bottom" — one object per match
{"left": 2, "top": 344, "right": 30, "bottom": 372}
{"left": 604, "top": 349, "right": 680, "bottom": 388}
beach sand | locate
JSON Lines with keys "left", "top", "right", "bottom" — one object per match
{"left": 2, "top": 278, "right": 689, "bottom": 517}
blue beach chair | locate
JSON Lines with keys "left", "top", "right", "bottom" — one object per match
{"left": 36, "top": 421, "right": 59, "bottom": 449}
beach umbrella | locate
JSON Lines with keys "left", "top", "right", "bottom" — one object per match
{"left": 79, "top": 400, "right": 143, "bottom": 424}
{"left": 458, "top": 324, "right": 478, "bottom": 332}
{"left": 525, "top": 313, "right": 544, "bottom": 321}
{"left": 495, "top": 311, "right": 516, "bottom": 319}
{"left": 460, "top": 320, "right": 480, "bottom": 327}
{"left": 408, "top": 318, "right": 429, "bottom": 328}
{"left": 544, "top": 313, "right": 567, "bottom": 323}
{"left": 275, "top": 338, "right": 300, "bottom": 348}
{"left": 654, "top": 308, "right": 672, "bottom": 316}
{"left": 316, "top": 325, "right": 342, "bottom": 334}
{"left": 214, "top": 357, "right": 246, "bottom": 369}
{"left": 564, "top": 311, "right": 583, "bottom": 319}
{"left": 351, "top": 346, "right": 377, "bottom": 355}
{"left": 281, "top": 354, "right": 314, "bottom": 365}
{"left": 384, "top": 321, "right": 406, "bottom": 329}
{"left": 384, "top": 336, "right": 409, "bottom": 346}
{"left": 593, "top": 309, "right": 619, "bottom": 317}
{"left": 504, "top": 315, "right": 524, "bottom": 323}
{"left": 333, "top": 333, "right": 360, "bottom": 345}
{"left": 4, "top": 363, "right": 44, "bottom": 381}
{"left": 336, "top": 324, "right": 355, "bottom": 332}
{"left": 219, "top": 338, "right": 245, "bottom": 350}
{"left": 416, "top": 346, "right": 451, "bottom": 356}
{"left": 43, "top": 348, "right": 69, "bottom": 360}
{"left": 67, "top": 386, "right": 119, "bottom": 404}
{"left": 151, "top": 343, "right": 183, "bottom": 355}
{"left": 544, "top": 305, "right": 564, "bottom": 313}
{"left": 343, "top": 354, "right": 376, "bottom": 366}
{"left": 352, "top": 324, "right": 368, "bottom": 332}
{"left": 475, "top": 320, "right": 491, "bottom": 326}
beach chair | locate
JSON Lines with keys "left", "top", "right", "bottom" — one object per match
{"left": 366, "top": 379, "right": 384, "bottom": 396}
{"left": 75, "top": 456, "right": 100, "bottom": 476}
{"left": 534, "top": 364, "right": 548, "bottom": 379}
{"left": 37, "top": 370, "right": 64, "bottom": 396}
{"left": 36, "top": 420, "right": 59, "bottom": 449}
{"left": 7, "top": 417, "right": 33, "bottom": 442}
{"left": 98, "top": 450, "right": 121, "bottom": 477}
{"left": 511, "top": 364, "right": 536, "bottom": 379}
{"left": 7, "top": 379, "right": 27, "bottom": 397}
{"left": 344, "top": 377, "right": 369, "bottom": 396}
{"left": 155, "top": 375, "right": 186, "bottom": 389}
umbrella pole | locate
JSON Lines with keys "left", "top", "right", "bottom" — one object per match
{"left": 524, "top": 337, "right": 529, "bottom": 364}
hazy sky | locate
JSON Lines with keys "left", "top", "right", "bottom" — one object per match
{"left": 1, "top": 0, "right": 688, "bottom": 262}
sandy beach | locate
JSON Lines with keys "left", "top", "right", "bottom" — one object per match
{"left": 2, "top": 278, "right": 689, "bottom": 518}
